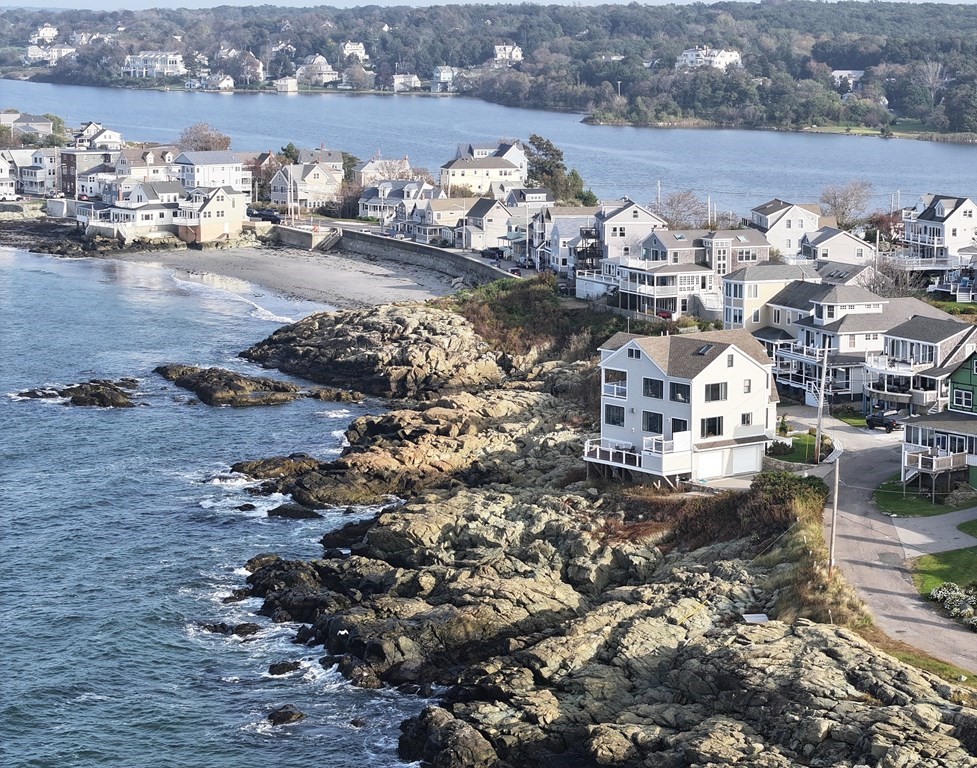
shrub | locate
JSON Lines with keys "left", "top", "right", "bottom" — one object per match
{"left": 767, "top": 441, "right": 792, "bottom": 456}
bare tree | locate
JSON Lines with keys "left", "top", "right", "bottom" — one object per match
{"left": 819, "top": 180, "right": 873, "bottom": 230}
{"left": 178, "top": 122, "right": 232, "bottom": 152}
{"left": 649, "top": 190, "right": 709, "bottom": 229}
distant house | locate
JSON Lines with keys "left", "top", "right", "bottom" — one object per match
{"left": 584, "top": 330, "right": 777, "bottom": 486}
{"left": 121, "top": 51, "right": 187, "bottom": 78}
{"left": 269, "top": 162, "right": 344, "bottom": 210}
{"left": 358, "top": 179, "right": 442, "bottom": 224}
{"left": 492, "top": 44, "right": 523, "bottom": 66}
{"left": 173, "top": 151, "right": 252, "bottom": 200}
{"left": 11, "top": 113, "right": 54, "bottom": 140}
{"left": 30, "top": 24, "right": 59, "bottom": 45}
{"left": 454, "top": 197, "right": 512, "bottom": 251}
{"left": 675, "top": 46, "right": 742, "bottom": 71}
{"left": 352, "top": 153, "right": 412, "bottom": 187}
{"left": 115, "top": 146, "right": 177, "bottom": 185}
{"left": 275, "top": 77, "right": 298, "bottom": 93}
{"left": 296, "top": 55, "right": 339, "bottom": 86}
{"left": 800, "top": 227, "right": 876, "bottom": 264}
{"left": 901, "top": 193, "right": 977, "bottom": 264}
{"left": 431, "top": 65, "right": 459, "bottom": 93}
{"left": 832, "top": 70, "right": 864, "bottom": 90}
{"left": 392, "top": 73, "right": 421, "bottom": 92}
{"left": 18, "top": 147, "right": 59, "bottom": 196}
{"left": 722, "top": 263, "right": 820, "bottom": 333}
{"left": 406, "top": 197, "right": 480, "bottom": 243}
{"left": 174, "top": 186, "right": 248, "bottom": 244}
{"left": 440, "top": 156, "right": 520, "bottom": 195}
{"left": 297, "top": 147, "right": 345, "bottom": 171}
{"left": 341, "top": 41, "right": 369, "bottom": 62}
{"left": 744, "top": 198, "right": 831, "bottom": 261}
{"left": 534, "top": 206, "right": 600, "bottom": 276}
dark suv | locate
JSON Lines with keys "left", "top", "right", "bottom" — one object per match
{"left": 866, "top": 411, "right": 903, "bottom": 432}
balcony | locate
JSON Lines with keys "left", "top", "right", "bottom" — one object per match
{"left": 903, "top": 231, "right": 945, "bottom": 246}
{"left": 583, "top": 434, "right": 693, "bottom": 477}
{"left": 904, "top": 447, "right": 967, "bottom": 473}
{"left": 576, "top": 270, "right": 618, "bottom": 285}
{"left": 622, "top": 282, "right": 679, "bottom": 297}
{"left": 602, "top": 381, "right": 627, "bottom": 398}
{"left": 778, "top": 342, "right": 830, "bottom": 363}
{"left": 864, "top": 353, "right": 931, "bottom": 374}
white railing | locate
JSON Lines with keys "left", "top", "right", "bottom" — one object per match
{"left": 576, "top": 270, "right": 618, "bottom": 285}
{"left": 602, "top": 382, "right": 627, "bottom": 398}
{"left": 863, "top": 353, "right": 930, "bottom": 374}
{"left": 904, "top": 449, "right": 967, "bottom": 472}
{"left": 583, "top": 439, "right": 641, "bottom": 468}
{"left": 903, "top": 232, "right": 945, "bottom": 246}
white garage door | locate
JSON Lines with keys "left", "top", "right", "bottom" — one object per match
{"left": 697, "top": 450, "right": 724, "bottom": 480}
{"left": 731, "top": 445, "right": 759, "bottom": 475}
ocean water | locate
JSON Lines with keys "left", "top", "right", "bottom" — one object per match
{"left": 0, "top": 250, "right": 423, "bottom": 768}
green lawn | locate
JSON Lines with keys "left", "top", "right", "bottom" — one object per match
{"left": 874, "top": 475, "right": 977, "bottom": 517}
{"left": 960, "top": 519, "right": 977, "bottom": 538}
{"left": 913, "top": 546, "right": 977, "bottom": 595}
{"left": 770, "top": 433, "right": 831, "bottom": 464}
{"left": 833, "top": 412, "right": 866, "bottom": 428}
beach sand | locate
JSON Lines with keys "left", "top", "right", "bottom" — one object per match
{"left": 115, "top": 245, "right": 463, "bottom": 309}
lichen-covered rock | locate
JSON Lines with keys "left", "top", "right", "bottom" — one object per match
{"left": 240, "top": 304, "right": 504, "bottom": 398}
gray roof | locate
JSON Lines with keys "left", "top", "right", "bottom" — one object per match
{"left": 803, "top": 226, "right": 857, "bottom": 247}
{"left": 917, "top": 195, "right": 970, "bottom": 223}
{"left": 768, "top": 280, "right": 831, "bottom": 311}
{"left": 885, "top": 316, "right": 972, "bottom": 345}
{"left": 902, "top": 411, "right": 977, "bottom": 436}
{"left": 725, "top": 263, "right": 820, "bottom": 282}
{"left": 794, "top": 297, "right": 952, "bottom": 335}
{"left": 175, "top": 151, "right": 239, "bottom": 165}
{"left": 603, "top": 329, "right": 773, "bottom": 379}
{"left": 752, "top": 326, "right": 794, "bottom": 343}
{"left": 466, "top": 197, "right": 508, "bottom": 218}
{"left": 809, "top": 284, "right": 879, "bottom": 304}
{"left": 815, "top": 260, "right": 870, "bottom": 283}
{"left": 441, "top": 156, "right": 517, "bottom": 170}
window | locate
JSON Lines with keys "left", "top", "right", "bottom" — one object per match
{"left": 701, "top": 416, "right": 723, "bottom": 438}
{"left": 604, "top": 404, "right": 625, "bottom": 426}
{"left": 785, "top": 239, "right": 792, "bottom": 250}
{"left": 744, "top": 379, "right": 752, "bottom": 393}
{"left": 632, "top": 208, "right": 639, "bottom": 218}
{"left": 643, "top": 377, "right": 663, "bottom": 399}
{"left": 672, "top": 418, "right": 688, "bottom": 434}
{"left": 670, "top": 382, "right": 690, "bottom": 403}
{"left": 642, "top": 411, "right": 663, "bottom": 433}
{"left": 855, "top": 248, "right": 864, "bottom": 258}
{"left": 773, "top": 309, "right": 781, "bottom": 324}
{"left": 786, "top": 220, "right": 792, "bottom": 229}
{"left": 705, "top": 382, "right": 727, "bottom": 401}
{"left": 727, "top": 354, "right": 734, "bottom": 368}
{"left": 627, "top": 348, "right": 641, "bottom": 359}
{"left": 746, "top": 284, "right": 758, "bottom": 299}
{"left": 741, "top": 412, "right": 752, "bottom": 426}
{"left": 752, "top": 309, "right": 760, "bottom": 323}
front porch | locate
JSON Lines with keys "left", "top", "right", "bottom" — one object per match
{"left": 583, "top": 433, "right": 694, "bottom": 486}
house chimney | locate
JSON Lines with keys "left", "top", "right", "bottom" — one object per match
{"left": 320, "top": 142, "right": 325, "bottom": 150}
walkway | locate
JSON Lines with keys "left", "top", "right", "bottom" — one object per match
{"left": 780, "top": 405, "right": 977, "bottom": 674}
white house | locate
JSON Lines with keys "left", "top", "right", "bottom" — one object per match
{"left": 440, "top": 156, "right": 521, "bottom": 195}
{"left": 584, "top": 330, "right": 777, "bottom": 485}
{"left": 492, "top": 45, "right": 523, "bottom": 66}
{"left": 800, "top": 227, "right": 876, "bottom": 264}
{"left": 744, "top": 199, "right": 831, "bottom": 260}
{"left": 269, "top": 162, "right": 344, "bottom": 210}
{"left": 341, "top": 41, "right": 369, "bottom": 62}
{"left": 296, "top": 55, "right": 339, "bottom": 86}
{"left": 675, "top": 46, "right": 742, "bottom": 71}
{"left": 173, "top": 151, "right": 252, "bottom": 201}
{"left": 432, "top": 65, "right": 460, "bottom": 93}
{"left": 900, "top": 194, "right": 977, "bottom": 264}
{"left": 392, "top": 73, "right": 422, "bottom": 92}
{"left": 121, "top": 51, "right": 187, "bottom": 78}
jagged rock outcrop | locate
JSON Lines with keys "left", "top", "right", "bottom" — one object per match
{"left": 240, "top": 304, "right": 504, "bottom": 399}
{"left": 17, "top": 378, "right": 138, "bottom": 407}
{"left": 154, "top": 364, "right": 310, "bottom": 406}
{"left": 231, "top": 387, "right": 585, "bottom": 506}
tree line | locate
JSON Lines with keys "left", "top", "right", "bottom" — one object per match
{"left": 7, "top": 2, "right": 977, "bottom": 131}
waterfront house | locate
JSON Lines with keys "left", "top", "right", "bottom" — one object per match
{"left": 121, "top": 51, "right": 187, "bottom": 78}
{"left": 269, "top": 162, "right": 344, "bottom": 210}
{"left": 431, "top": 66, "right": 459, "bottom": 93}
{"left": 583, "top": 329, "right": 777, "bottom": 486}
{"left": 406, "top": 197, "right": 480, "bottom": 243}
{"left": 296, "top": 55, "right": 339, "bottom": 86}
{"left": 59, "top": 148, "right": 121, "bottom": 199}
{"left": 863, "top": 316, "right": 976, "bottom": 417}
{"left": 532, "top": 206, "right": 601, "bottom": 276}
{"left": 78, "top": 180, "right": 186, "bottom": 240}
{"left": 19, "top": 148, "right": 59, "bottom": 196}
{"left": 275, "top": 77, "right": 298, "bottom": 93}
{"left": 455, "top": 142, "right": 528, "bottom": 184}
{"left": 0, "top": 159, "right": 16, "bottom": 199}
{"left": 744, "top": 199, "right": 831, "bottom": 261}
{"left": 900, "top": 352, "right": 977, "bottom": 490}
{"left": 173, "top": 151, "right": 252, "bottom": 201}
{"left": 174, "top": 186, "right": 247, "bottom": 244}
{"left": 440, "top": 156, "right": 520, "bottom": 196}
{"left": 115, "top": 147, "right": 178, "bottom": 185}
{"left": 358, "top": 179, "right": 441, "bottom": 225}
{"left": 800, "top": 226, "right": 876, "bottom": 264}
{"left": 12, "top": 113, "right": 54, "bottom": 140}
{"left": 899, "top": 194, "right": 977, "bottom": 267}
{"left": 453, "top": 197, "right": 512, "bottom": 251}
{"left": 392, "top": 73, "right": 422, "bottom": 92}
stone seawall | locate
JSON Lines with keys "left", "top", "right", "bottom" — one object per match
{"left": 340, "top": 229, "right": 511, "bottom": 283}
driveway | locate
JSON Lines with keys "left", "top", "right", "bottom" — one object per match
{"left": 781, "top": 406, "right": 977, "bottom": 673}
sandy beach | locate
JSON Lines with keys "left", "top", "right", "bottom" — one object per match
{"left": 115, "top": 245, "right": 463, "bottom": 309}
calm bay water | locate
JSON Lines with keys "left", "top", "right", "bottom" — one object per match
{"left": 4, "top": 78, "right": 977, "bottom": 212}
{"left": 0, "top": 250, "right": 422, "bottom": 768}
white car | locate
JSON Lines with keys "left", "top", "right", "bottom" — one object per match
{"left": 0, "top": 194, "right": 23, "bottom": 201}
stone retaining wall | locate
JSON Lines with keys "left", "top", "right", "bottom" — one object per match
{"left": 340, "top": 229, "right": 511, "bottom": 283}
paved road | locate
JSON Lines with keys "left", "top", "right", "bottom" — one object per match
{"left": 782, "top": 407, "right": 977, "bottom": 674}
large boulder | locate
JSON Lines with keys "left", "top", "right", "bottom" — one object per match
{"left": 153, "top": 364, "right": 305, "bottom": 406}
{"left": 240, "top": 304, "right": 503, "bottom": 399}
{"left": 17, "top": 378, "right": 138, "bottom": 407}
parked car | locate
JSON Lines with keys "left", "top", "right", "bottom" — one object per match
{"left": 508, "top": 267, "right": 522, "bottom": 277}
{"left": 481, "top": 247, "right": 504, "bottom": 259}
{"left": 257, "top": 209, "right": 283, "bottom": 224}
{"left": 656, "top": 309, "right": 673, "bottom": 319}
{"left": 0, "top": 194, "right": 23, "bottom": 201}
{"left": 866, "top": 411, "right": 904, "bottom": 432}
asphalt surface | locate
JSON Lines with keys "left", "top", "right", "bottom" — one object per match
{"left": 782, "top": 406, "right": 977, "bottom": 674}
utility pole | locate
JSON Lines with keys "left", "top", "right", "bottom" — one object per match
{"left": 616, "top": 80, "right": 622, "bottom": 97}
{"left": 814, "top": 343, "right": 830, "bottom": 464}
{"left": 829, "top": 454, "right": 840, "bottom": 577}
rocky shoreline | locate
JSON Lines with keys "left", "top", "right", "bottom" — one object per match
{"left": 218, "top": 302, "right": 977, "bottom": 766}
